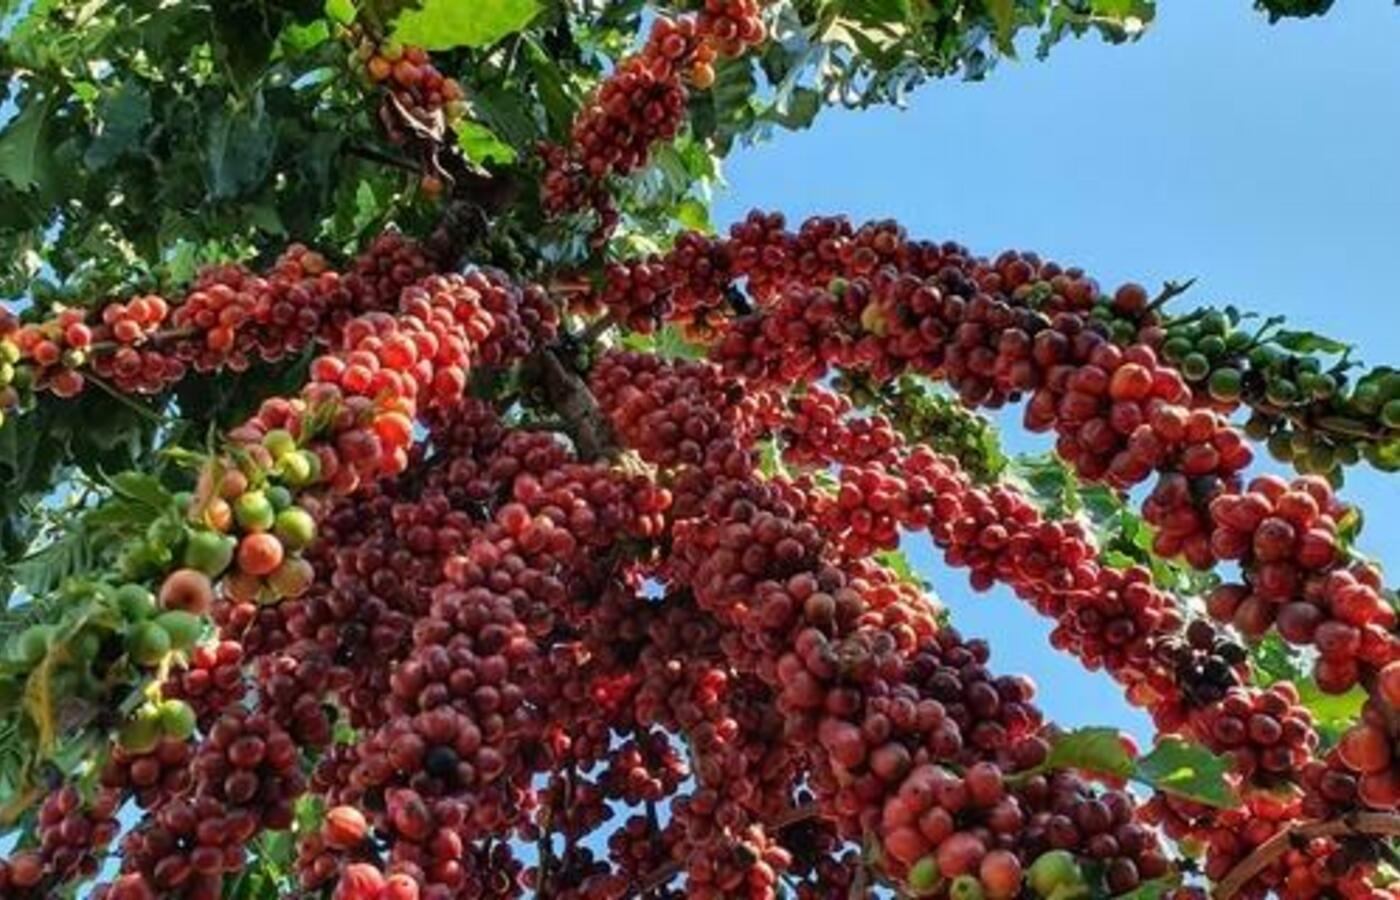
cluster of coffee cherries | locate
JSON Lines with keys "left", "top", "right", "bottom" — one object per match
{"left": 540, "top": 9, "right": 765, "bottom": 241}
{"left": 1206, "top": 473, "right": 1394, "bottom": 691}
{"left": 349, "top": 35, "right": 468, "bottom": 132}
{"left": 54, "top": 259, "right": 560, "bottom": 898}
{"left": 0, "top": 234, "right": 437, "bottom": 414}
{"left": 574, "top": 212, "right": 1398, "bottom": 685}
{"left": 0, "top": 787, "right": 121, "bottom": 896}
{"left": 1334, "top": 662, "right": 1400, "bottom": 810}
{"left": 588, "top": 350, "right": 1185, "bottom": 900}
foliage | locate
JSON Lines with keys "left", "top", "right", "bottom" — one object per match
{"left": 0, "top": 1, "right": 1391, "bottom": 898}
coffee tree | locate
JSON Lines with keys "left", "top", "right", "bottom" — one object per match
{"left": 1, "top": 1, "right": 1396, "bottom": 898}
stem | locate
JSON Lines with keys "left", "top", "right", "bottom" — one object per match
{"left": 525, "top": 347, "right": 617, "bottom": 461}
{"left": 84, "top": 373, "right": 173, "bottom": 428}
{"left": 1147, "top": 277, "right": 1197, "bottom": 313}
{"left": 88, "top": 327, "right": 200, "bottom": 355}
{"left": 1214, "top": 813, "right": 1400, "bottom": 900}
{"left": 549, "top": 280, "right": 594, "bottom": 296}
{"left": 346, "top": 142, "right": 421, "bottom": 173}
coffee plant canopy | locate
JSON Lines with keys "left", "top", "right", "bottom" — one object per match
{"left": 0, "top": 0, "right": 1396, "bottom": 898}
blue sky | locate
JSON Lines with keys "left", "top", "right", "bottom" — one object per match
{"left": 714, "top": 2, "right": 1400, "bottom": 740}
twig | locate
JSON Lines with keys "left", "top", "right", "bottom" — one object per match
{"left": 84, "top": 372, "right": 174, "bottom": 428}
{"left": 562, "top": 764, "right": 578, "bottom": 865}
{"left": 549, "top": 279, "right": 594, "bottom": 296}
{"left": 524, "top": 347, "right": 617, "bottom": 461}
{"left": 1214, "top": 812, "right": 1400, "bottom": 899}
{"left": 346, "top": 141, "right": 421, "bottom": 173}
{"left": 88, "top": 327, "right": 200, "bottom": 355}
{"left": 1147, "top": 277, "right": 1197, "bottom": 313}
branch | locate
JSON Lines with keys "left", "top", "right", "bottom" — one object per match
{"left": 1214, "top": 812, "right": 1400, "bottom": 900}
{"left": 88, "top": 326, "right": 200, "bottom": 355}
{"left": 525, "top": 347, "right": 617, "bottom": 461}
{"left": 345, "top": 142, "right": 421, "bottom": 173}
{"left": 1147, "top": 277, "right": 1197, "bottom": 313}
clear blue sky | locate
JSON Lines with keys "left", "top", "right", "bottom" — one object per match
{"left": 713, "top": 2, "right": 1400, "bottom": 740}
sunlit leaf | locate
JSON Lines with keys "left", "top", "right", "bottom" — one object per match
{"left": 1043, "top": 727, "right": 1135, "bottom": 778}
{"left": 325, "top": 0, "right": 356, "bottom": 25}
{"left": 456, "top": 121, "right": 518, "bottom": 166}
{"left": 1135, "top": 738, "right": 1238, "bottom": 808}
{"left": 391, "top": 0, "right": 539, "bottom": 50}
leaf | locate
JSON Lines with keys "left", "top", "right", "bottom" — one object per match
{"left": 281, "top": 19, "right": 332, "bottom": 53}
{"left": 674, "top": 198, "right": 712, "bottom": 234}
{"left": 1134, "top": 738, "right": 1238, "bottom": 809}
{"left": 1113, "top": 876, "right": 1182, "bottom": 900}
{"left": 0, "top": 91, "right": 59, "bottom": 192}
{"left": 7, "top": 526, "right": 93, "bottom": 597}
{"left": 205, "top": 94, "right": 276, "bottom": 200}
{"left": 107, "top": 472, "right": 175, "bottom": 512}
{"left": 391, "top": 0, "right": 539, "bottom": 51}
{"left": 758, "top": 437, "right": 789, "bottom": 480}
{"left": 1298, "top": 680, "right": 1366, "bottom": 743}
{"left": 83, "top": 81, "right": 153, "bottom": 171}
{"left": 455, "top": 120, "right": 518, "bottom": 166}
{"left": 324, "top": 0, "right": 356, "bottom": 25}
{"left": 473, "top": 84, "right": 544, "bottom": 150}
{"left": 873, "top": 549, "right": 929, "bottom": 590}
{"left": 837, "top": 0, "right": 915, "bottom": 25}
{"left": 1252, "top": 637, "right": 1366, "bottom": 743}
{"left": 769, "top": 87, "right": 822, "bottom": 131}
{"left": 988, "top": 0, "right": 1018, "bottom": 53}
{"left": 1272, "top": 329, "right": 1351, "bottom": 355}
{"left": 523, "top": 38, "right": 578, "bottom": 140}
{"left": 1043, "top": 727, "right": 1135, "bottom": 779}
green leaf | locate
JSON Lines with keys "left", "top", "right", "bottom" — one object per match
{"left": 281, "top": 19, "right": 332, "bottom": 53}
{"left": 325, "top": 0, "right": 356, "bottom": 25}
{"left": 7, "top": 526, "right": 93, "bottom": 597}
{"left": 1272, "top": 329, "right": 1351, "bottom": 355}
{"left": 205, "top": 95, "right": 276, "bottom": 200}
{"left": 1251, "top": 636, "right": 1365, "bottom": 743}
{"left": 1298, "top": 680, "right": 1366, "bottom": 742}
{"left": 769, "top": 87, "right": 822, "bottom": 131}
{"left": 1134, "top": 738, "right": 1238, "bottom": 809}
{"left": 837, "top": 0, "right": 915, "bottom": 24}
{"left": 107, "top": 472, "right": 175, "bottom": 512}
{"left": 758, "top": 436, "right": 789, "bottom": 480}
{"left": 391, "top": 0, "right": 539, "bottom": 50}
{"left": 1113, "top": 876, "right": 1182, "bottom": 900}
{"left": 674, "top": 198, "right": 712, "bottom": 234}
{"left": 988, "top": 0, "right": 1018, "bottom": 53}
{"left": 523, "top": 39, "right": 578, "bottom": 140}
{"left": 0, "top": 91, "right": 60, "bottom": 193}
{"left": 1042, "top": 727, "right": 1135, "bottom": 779}
{"left": 455, "top": 121, "right": 518, "bottom": 166}
{"left": 873, "top": 549, "right": 929, "bottom": 590}
{"left": 83, "top": 82, "right": 153, "bottom": 171}
{"left": 473, "top": 84, "right": 544, "bottom": 150}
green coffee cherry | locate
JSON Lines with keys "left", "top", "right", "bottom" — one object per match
{"left": 1208, "top": 367, "right": 1243, "bottom": 402}
{"left": 1197, "top": 334, "right": 1226, "bottom": 359}
{"left": 1182, "top": 353, "right": 1212, "bottom": 381}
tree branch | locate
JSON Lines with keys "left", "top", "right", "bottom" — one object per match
{"left": 1147, "top": 277, "right": 1197, "bottom": 313}
{"left": 1214, "top": 812, "right": 1400, "bottom": 900}
{"left": 525, "top": 347, "right": 617, "bottom": 461}
{"left": 345, "top": 141, "right": 421, "bottom": 173}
